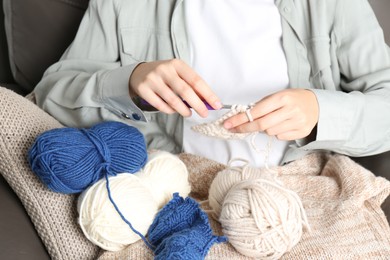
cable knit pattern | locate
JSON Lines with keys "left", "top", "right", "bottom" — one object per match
{"left": 148, "top": 193, "right": 226, "bottom": 259}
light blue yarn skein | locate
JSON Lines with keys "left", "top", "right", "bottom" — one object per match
{"left": 28, "top": 121, "right": 148, "bottom": 194}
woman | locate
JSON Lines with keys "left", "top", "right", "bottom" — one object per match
{"left": 33, "top": 0, "right": 390, "bottom": 167}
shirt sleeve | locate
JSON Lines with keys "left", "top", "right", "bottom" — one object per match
{"left": 304, "top": 0, "right": 390, "bottom": 157}
{"left": 33, "top": 0, "right": 147, "bottom": 127}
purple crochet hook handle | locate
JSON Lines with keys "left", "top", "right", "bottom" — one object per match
{"left": 140, "top": 99, "right": 216, "bottom": 110}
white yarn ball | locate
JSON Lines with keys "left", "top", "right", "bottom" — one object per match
{"left": 77, "top": 174, "right": 158, "bottom": 251}
{"left": 219, "top": 178, "right": 308, "bottom": 259}
{"left": 136, "top": 150, "right": 191, "bottom": 208}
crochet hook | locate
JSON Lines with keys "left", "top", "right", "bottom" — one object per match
{"left": 140, "top": 99, "right": 231, "bottom": 110}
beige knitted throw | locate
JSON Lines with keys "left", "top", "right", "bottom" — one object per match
{"left": 98, "top": 152, "right": 390, "bottom": 259}
{"left": 0, "top": 87, "right": 99, "bottom": 260}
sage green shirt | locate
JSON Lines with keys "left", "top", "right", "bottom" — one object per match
{"left": 33, "top": 0, "right": 390, "bottom": 164}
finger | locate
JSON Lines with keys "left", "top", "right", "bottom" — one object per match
{"left": 230, "top": 108, "right": 292, "bottom": 134}
{"left": 223, "top": 111, "right": 255, "bottom": 130}
{"left": 250, "top": 93, "right": 286, "bottom": 118}
{"left": 164, "top": 73, "right": 209, "bottom": 117}
{"left": 262, "top": 119, "right": 298, "bottom": 136}
{"left": 136, "top": 75, "right": 181, "bottom": 114}
{"left": 274, "top": 130, "right": 304, "bottom": 141}
{"left": 172, "top": 59, "right": 222, "bottom": 110}
{"left": 154, "top": 83, "right": 192, "bottom": 117}
{"left": 141, "top": 88, "right": 176, "bottom": 114}
{"left": 224, "top": 94, "right": 284, "bottom": 129}
{"left": 253, "top": 106, "right": 294, "bottom": 132}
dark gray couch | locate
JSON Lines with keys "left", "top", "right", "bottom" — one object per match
{"left": 0, "top": 1, "right": 88, "bottom": 259}
{"left": 1, "top": 0, "right": 390, "bottom": 259}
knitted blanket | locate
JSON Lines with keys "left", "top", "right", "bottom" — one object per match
{"left": 98, "top": 152, "right": 390, "bottom": 259}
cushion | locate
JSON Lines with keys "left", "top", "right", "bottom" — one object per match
{"left": 98, "top": 152, "right": 390, "bottom": 259}
{"left": 2, "top": 0, "right": 89, "bottom": 94}
{"left": 369, "top": 0, "right": 390, "bottom": 43}
{"left": 0, "top": 0, "right": 13, "bottom": 84}
{"left": 0, "top": 87, "right": 99, "bottom": 260}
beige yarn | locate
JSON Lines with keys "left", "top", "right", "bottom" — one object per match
{"left": 191, "top": 104, "right": 254, "bottom": 139}
{"left": 208, "top": 159, "right": 275, "bottom": 219}
{"left": 209, "top": 162, "right": 309, "bottom": 259}
{"left": 192, "top": 103, "right": 309, "bottom": 258}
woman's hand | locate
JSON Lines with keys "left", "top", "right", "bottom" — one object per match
{"left": 223, "top": 89, "right": 319, "bottom": 140}
{"left": 129, "top": 59, "right": 222, "bottom": 117}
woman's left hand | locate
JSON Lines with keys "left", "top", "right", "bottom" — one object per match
{"left": 223, "top": 89, "right": 319, "bottom": 140}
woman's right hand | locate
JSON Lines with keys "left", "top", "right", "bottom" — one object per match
{"left": 129, "top": 59, "right": 222, "bottom": 118}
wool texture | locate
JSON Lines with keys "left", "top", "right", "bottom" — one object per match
{"left": 148, "top": 193, "right": 227, "bottom": 259}
{"left": 97, "top": 153, "right": 390, "bottom": 259}
{"left": 209, "top": 162, "right": 309, "bottom": 259}
{"left": 0, "top": 87, "right": 99, "bottom": 260}
{"left": 77, "top": 151, "right": 191, "bottom": 251}
{"left": 191, "top": 104, "right": 254, "bottom": 139}
{"left": 137, "top": 150, "right": 191, "bottom": 208}
{"left": 78, "top": 173, "right": 158, "bottom": 251}
{"left": 28, "top": 121, "right": 148, "bottom": 193}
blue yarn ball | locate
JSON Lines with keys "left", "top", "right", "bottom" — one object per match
{"left": 28, "top": 121, "right": 148, "bottom": 194}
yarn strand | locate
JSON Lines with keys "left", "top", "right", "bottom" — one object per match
{"left": 104, "top": 173, "right": 155, "bottom": 250}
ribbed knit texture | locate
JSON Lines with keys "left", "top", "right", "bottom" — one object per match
{"left": 99, "top": 152, "right": 390, "bottom": 259}
{"left": 148, "top": 193, "right": 226, "bottom": 259}
{"left": 28, "top": 121, "right": 147, "bottom": 194}
{"left": 191, "top": 104, "right": 253, "bottom": 140}
{"left": 0, "top": 87, "right": 99, "bottom": 260}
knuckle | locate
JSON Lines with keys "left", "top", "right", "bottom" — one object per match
{"left": 297, "top": 116, "right": 307, "bottom": 127}
{"left": 145, "top": 71, "right": 159, "bottom": 82}
{"left": 303, "top": 126, "right": 312, "bottom": 136}
{"left": 279, "top": 93, "right": 293, "bottom": 104}
{"left": 170, "top": 58, "right": 182, "bottom": 67}
{"left": 155, "top": 64, "right": 168, "bottom": 75}
{"left": 188, "top": 75, "right": 203, "bottom": 90}
{"left": 255, "top": 120, "right": 267, "bottom": 132}
{"left": 177, "top": 86, "right": 192, "bottom": 97}
{"left": 265, "top": 128, "right": 275, "bottom": 136}
{"left": 166, "top": 95, "right": 181, "bottom": 107}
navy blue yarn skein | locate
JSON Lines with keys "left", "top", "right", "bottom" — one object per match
{"left": 28, "top": 121, "right": 148, "bottom": 194}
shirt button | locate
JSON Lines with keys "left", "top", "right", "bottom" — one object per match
{"left": 132, "top": 113, "right": 141, "bottom": 121}
{"left": 284, "top": 6, "right": 291, "bottom": 13}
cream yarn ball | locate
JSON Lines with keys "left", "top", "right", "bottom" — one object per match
{"left": 77, "top": 174, "right": 158, "bottom": 251}
{"left": 209, "top": 163, "right": 309, "bottom": 259}
{"left": 137, "top": 150, "right": 191, "bottom": 208}
{"left": 77, "top": 150, "right": 191, "bottom": 251}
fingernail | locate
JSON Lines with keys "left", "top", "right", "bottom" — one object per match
{"left": 224, "top": 122, "right": 232, "bottom": 129}
{"left": 214, "top": 101, "right": 223, "bottom": 110}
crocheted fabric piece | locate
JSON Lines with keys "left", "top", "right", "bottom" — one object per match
{"left": 191, "top": 104, "right": 254, "bottom": 139}
{"left": 148, "top": 193, "right": 226, "bottom": 259}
